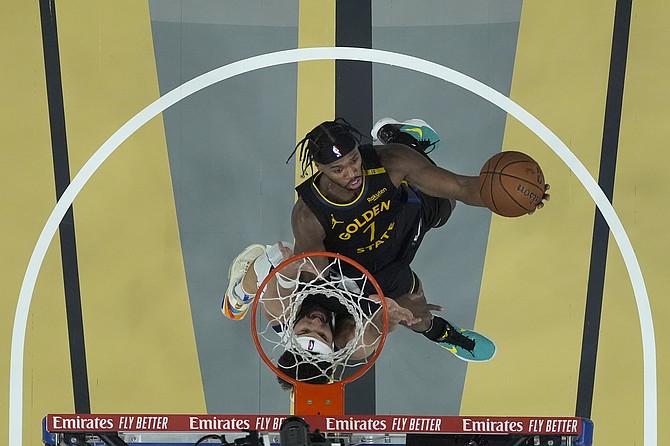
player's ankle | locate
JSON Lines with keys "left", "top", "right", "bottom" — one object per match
{"left": 232, "top": 280, "right": 255, "bottom": 304}
{"left": 242, "top": 262, "right": 259, "bottom": 295}
{"left": 421, "top": 316, "right": 448, "bottom": 341}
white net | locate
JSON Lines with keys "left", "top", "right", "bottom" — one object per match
{"left": 253, "top": 253, "right": 387, "bottom": 384}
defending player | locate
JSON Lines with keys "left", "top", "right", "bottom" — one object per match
{"left": 223, "top": 241, "right": 417, "bottom": 387}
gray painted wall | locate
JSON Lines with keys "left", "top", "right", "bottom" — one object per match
{"left": 150, "top": 0, "right": 300, "bottom": 414}
{"left": 372, "top": 0, "right": 521, "bottom": 414}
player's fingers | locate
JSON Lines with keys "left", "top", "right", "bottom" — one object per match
{"left": 399, "top": 316, "right": 421, "bottom": 326}
{"left": 404, "top": 312, "right": 421, "bottom": 325}
{"left": 542, "top": 183, "right": 551, "bottom": 202}
{"left": 392, "top": 308, "right": 419, "bottom": 325}
{"left": 277, "top": 241, "right": 293, "bottom": 259}
{"left": 395, "top": 306, "right": 414, "bottom": 319}
{"left": 384, "top": 297, "right": 420, "bottom": 323}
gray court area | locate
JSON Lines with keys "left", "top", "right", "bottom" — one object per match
{"left": 149, "top": 0, "right": 521, "bottom": 416}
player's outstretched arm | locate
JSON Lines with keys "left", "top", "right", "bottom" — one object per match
{"left": 380, "top": 144, "right": 550, "bottom": 213}
{"left": 379, "top": 144, "right": 485, "bottom": 207}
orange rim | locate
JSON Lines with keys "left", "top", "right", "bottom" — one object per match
{"left": 250, "top": 251, "right": 388, "bottom": 413}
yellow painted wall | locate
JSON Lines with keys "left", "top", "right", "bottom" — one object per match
{"left": 594, "top": 0, "right": 670, "bottom": 443}
{"left": 463, "top": 1, "right": 668, "bottom": 444}
{"left": 55, "top": 0, "right": 205, "bottom": 414}
{"left": 3, "top": 2, "right": 206, "bottom": 444}
{"left": 463, "top": 0, "right": 615, "bottom": 415}
{"left": 1, "top": 2, "right": 74, "bottom": 445}
{"left": 295, "top": 0, "right": 336, "bottom": 183}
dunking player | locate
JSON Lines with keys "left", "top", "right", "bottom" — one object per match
{"left": 222, "top": 118, "right": 548, "bottom": 361}
{"left": 287, "top": 118, "right": 549, "bottom": 362}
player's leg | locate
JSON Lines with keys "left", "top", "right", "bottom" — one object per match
{"left": 222, "top": 242, "right": 292, "bottom": 320}
{"left": 401, "top": 273, "right": 496, "bottom": 362}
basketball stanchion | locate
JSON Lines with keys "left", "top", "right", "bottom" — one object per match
{"left": 41, "top": 252, "right": 594, "bottom": 445}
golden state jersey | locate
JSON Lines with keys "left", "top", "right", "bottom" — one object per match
{"left": 296, "top": 145, "right": 424, "bottom": 293}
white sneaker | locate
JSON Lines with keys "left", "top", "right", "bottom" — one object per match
{"left": 221, "top": 244, "right": 266, "bottom": 320}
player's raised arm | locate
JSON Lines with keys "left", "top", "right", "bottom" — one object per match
{"left": 378, "top": 144, "right": 486, "bottom": 207}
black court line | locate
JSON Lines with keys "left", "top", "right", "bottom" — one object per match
{"left": 576, "top": 0, "right": 632, "bottom": 419}
{"left": 39, "top": 0, "right": 91, "bottom": 414}
{"left": 336, "top": 0, "right": 374, "bottom": 416}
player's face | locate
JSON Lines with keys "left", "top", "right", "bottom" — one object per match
{"left": 318, "top": 148, "right": 363, "bottom": 191}
{"left": 293, "top": 305, "right": 333, "bottom": 345}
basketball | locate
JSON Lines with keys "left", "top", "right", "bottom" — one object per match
{"left": 478, "top": 151, "right": 546, "bottom": 217}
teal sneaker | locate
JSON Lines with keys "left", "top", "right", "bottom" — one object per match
{"left": 371, "top": 118, "right": 441, "bottom": 154}
{"left": 434, "top": 321, "right": 496, "bottom": 362}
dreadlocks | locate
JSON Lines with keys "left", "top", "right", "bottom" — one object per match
{"left": 286, "top": 118, "right": 365, "bottom": 177}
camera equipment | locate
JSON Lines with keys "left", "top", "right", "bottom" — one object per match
{"left": 279, "top": 417, "right": 331, "bottom": 446}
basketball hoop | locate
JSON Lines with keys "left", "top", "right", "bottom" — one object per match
{"left": 251, "top": 252, "right": 388, "bottom": 416}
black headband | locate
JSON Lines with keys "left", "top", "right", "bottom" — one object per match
{"left": 287, "top": 118, "right": 364, "bottom": 177}
{"left": 311, "top": 132, "right": 357, "bottom": 165}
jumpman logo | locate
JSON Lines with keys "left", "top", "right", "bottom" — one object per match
{"left": 331, "top": 214, "right": 344, "bottom": 229}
